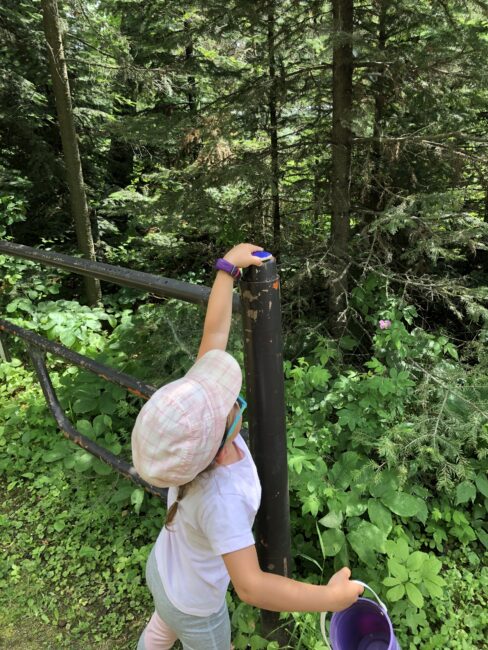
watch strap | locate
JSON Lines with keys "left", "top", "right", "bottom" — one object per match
{"left": 214, "top": 258, "right": 241, "bottom": 280}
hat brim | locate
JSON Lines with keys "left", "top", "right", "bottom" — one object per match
{"left": 186, "top": 349, "right": 242, "bottom": 423}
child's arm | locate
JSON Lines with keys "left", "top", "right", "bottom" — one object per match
{"left": 197, "top": 243, "right": 264, "bottom": 360}
{"left": 223, "top": 544, "right": 364, "bottom": 613}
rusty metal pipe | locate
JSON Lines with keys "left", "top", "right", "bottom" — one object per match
{"left": 28, "top": 346, "right": 167, "bottom": 500}
{"left": 240, "top": 258, "right": 291, "bottom": 641}
{"left": 0, "top": 240, "right": 241, "bottom": 312}
{"left": 0, "top": 318, "right": 156, "bottom": 399}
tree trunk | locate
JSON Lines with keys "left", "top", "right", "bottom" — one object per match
{"left": 267, "top": 0, "right": 281, "bottom": 260}
{"left": 185, "top": 20, "right": 198, "bottom": 117}
{"left": 41, "top": 0, "right": 101, "bottom": 305}
{"left": 366, "top": 0, "right": 388, "bottom": 218}
{"left": 184, "top": 19, "right": 200, "bottom": 162}
{"left": 107, "top": 77, "right": 137, "bottom": 192}
{"left": 107, "top": 8, "right": 137, "bottom": 195}
{"left": 329, "top": 0, "right": 354, "bottom": 337}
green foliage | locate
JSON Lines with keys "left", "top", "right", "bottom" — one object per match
{"left": 284, "top": 291, "right": 487, "bottom": 647}
{"left": 2, "top": 1, "right": 488, "bottom": 646}
{"left": 0, "top": 285, "right": 486, "bottom": 647}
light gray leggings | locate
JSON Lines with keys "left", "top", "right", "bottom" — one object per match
{"left": 137, "top": 546, "right": 231, "bottom": 650}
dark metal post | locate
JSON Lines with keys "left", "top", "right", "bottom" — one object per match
{"left": 240, "top": 258, "right": 291, "bottom": 641}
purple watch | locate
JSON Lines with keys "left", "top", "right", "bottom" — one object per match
{"left": 214, "top": 258, "right": 241, "bottom": 281}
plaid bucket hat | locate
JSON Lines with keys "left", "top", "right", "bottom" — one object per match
{"left": 131, "top": 349, "right": 242, "bottom": 488}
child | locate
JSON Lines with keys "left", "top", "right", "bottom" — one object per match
{"left": 133, "top": 243, "right": 364, "bottom": 650}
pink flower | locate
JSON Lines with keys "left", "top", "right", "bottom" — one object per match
{"left": 379, "top": 319, "right": 392, "bottom": 330}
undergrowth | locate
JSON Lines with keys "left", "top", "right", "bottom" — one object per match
{"left": 0, "top": 263, "right": 487, "bottom": 648}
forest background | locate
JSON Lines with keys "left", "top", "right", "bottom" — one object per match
{"left": 1, "top": 0, "right": 488, "bottom": 648}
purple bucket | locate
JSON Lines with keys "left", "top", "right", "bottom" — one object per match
{"left": 321, "top": 582, "right": 400, "bottom": 650}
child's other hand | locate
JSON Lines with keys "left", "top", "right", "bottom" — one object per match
{"left": 325, "top": 567, "right": 364, "bottom": 612}
{"left": 224, "top": 243, "right": 265, "bottom": 269}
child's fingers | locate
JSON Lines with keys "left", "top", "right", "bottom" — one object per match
{"left": 354, "top": 581, "right": 365, "bottom": 595}
{"left": 339, "top": 567, "right": 351, "bottom": 579}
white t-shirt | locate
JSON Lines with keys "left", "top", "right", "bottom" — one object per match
{"left": 154, "top": 434, "right": 262, "bottom": 616}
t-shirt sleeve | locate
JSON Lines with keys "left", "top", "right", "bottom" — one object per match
{"left": 198, "top": 493, "right": 255, "bottom": 556}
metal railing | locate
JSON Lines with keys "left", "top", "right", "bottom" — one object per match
{"left": 0, "top": 239, "right": 291, "bottom": 638}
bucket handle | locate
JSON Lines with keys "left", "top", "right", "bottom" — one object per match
{"left": 319, "top": 581, "right": 388, "bottom": 650}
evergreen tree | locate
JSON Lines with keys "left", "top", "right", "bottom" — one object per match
{"left": 41, "top": 0, "right": 101, "bottom": 304}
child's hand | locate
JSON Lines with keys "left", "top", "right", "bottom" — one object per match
{"left": 223, "top": 243, "right": 265, "bottom": 269}
{"left": 325, "top": 567, "right": 364, "bottom": 612}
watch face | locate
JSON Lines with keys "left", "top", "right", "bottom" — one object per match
{"left": 252, "top": 251, "right": 273, "bottom": 260}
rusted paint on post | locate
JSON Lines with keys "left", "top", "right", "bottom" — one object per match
{"left": 240, "top": 258, "right": 291, "bottom": 642}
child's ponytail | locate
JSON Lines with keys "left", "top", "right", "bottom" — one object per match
{"left": 165, "top": 484, "right": 188, "bottom": 529}
{"left": 164, "top": 460, "right": 217, "bottom": 530}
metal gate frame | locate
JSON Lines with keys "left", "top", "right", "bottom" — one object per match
{"left": 0, "top": 239, "right": 291, "bottom": 638}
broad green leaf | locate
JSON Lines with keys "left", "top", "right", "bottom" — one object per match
{"left": 368, "top": 499, "right": 392, "bottom": 533}
{"left": 60, "top": 330, "right": 76, "bottom": 347}
{"left": 381, "top": 492, "right": 424, "bottom": 518}
{"left": 424, "top": 578, "right": 444, "bottom": 599}
{"left": 475, "top": 473, "right": 488, "bottom": 498}
{"left": 455, "top": 481, "right": 476, "bottom": 504}
{"left": 347, "top": 521, "right": 386, "bottom": 564}
{"left": 106, "top": 441, "right": 122, "bottom": 456}
{"left": 387, "top": 558, "right": 408, "bottom": 582}
{"left": 250, "top": 634, "right": 268, "bottom": 650}
{"left": 408, "top": 570, "right": 422, "bottom": 585}
{"left": 385, "top": 537, "right": 409, "bottom": 562}
{"left": 369, "top": 470, "right": 400, "bottom": 498}
{"left": 335, "top": 542, "right": 350, "bottom": 569}
{"left": 110, "top": 485, "right": 135, "bottom": 504}
{"left": 423, "top": 572, "right": 444, "bottom": 587}
{"left": 79, "top": 546, "right": 97, "bottom": 558}
{"left": 76, "top": 420, "right": 94, "bottom": 437}
{"left": 303, "top": 494, "right": 320, "bottom": 517}
{"left": 53, "top": 520, "right": 65, "bottom": 532}
{"left": 73, "top": 451, "right": 93, "bottom": 473}
{"left": 93, "top": 459, "right": 112, "bottom": 475}
{"left": 337, "top": 407, "right": 359, "bottom": 431}
{"left": 414, "top": 499, "right": 428, "bottom": 524}
{"left": 321, "top": 529, "right": 346, "bottom": 557}
{"left": 42, "top": 450, "right": 65, "bottom": 463}
{"left": 73, "top": 397, "right": 98, "bottom": 414}
{"left": 386, "top": 584, "right": 405, "bottom": 602}
{"left": 93, "top": 414, "right": 108, "bottom": 436}
{"left": 339, "top": 335, "right": 358, "bottom": 350}
{"left": 319, "top": 510, "right": 343, "bottom": 528}
{"left": 383, "top": 576, "right": 401, "bottom": 587}
{"left": 99, "top": 391, "right": 118, "bottom": 414}
{"left": 131, "top": 488, "right": 145, "bottom": 514}
{"left": 477, "top": 528, "right": 488, "bottom": 550}
{"left": 421, "top": 556, "right": 442, "bottom": 578}
{"left": 63, "top": 456, "right": 75, "bottom": 470}
{"left": 405, "top": 582, "right": 424, "bottom": 608}
{"left": 345, "top": 496, "right": 368, "bottom": 517}
{"left": 330, "top": 452, "right": 360, "bottom": 488}
{"left": 110, "top": 384, "right": 126, "bottom": 400}
{"left": 406, "top": 551, "right": 425, "bottom": 571}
